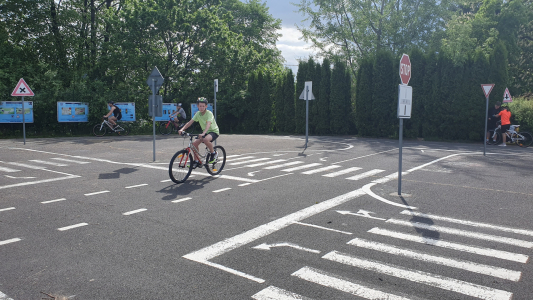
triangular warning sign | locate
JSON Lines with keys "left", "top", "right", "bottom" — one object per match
{"left": 481, "top": 84, "right": 494, "bottom": 98}
{"left": 11, "top": 78, "right": 35, "bottom": 97}
{"left": 503, "top": 88, "right": 512, "bottom": 103}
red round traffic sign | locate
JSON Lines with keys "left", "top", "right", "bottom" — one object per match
{"left": 399, "top": 54, "right": 411, "bottom": 85}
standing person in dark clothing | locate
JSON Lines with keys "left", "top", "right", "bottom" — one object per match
{"left": 487, "top": 101, "right": 501, "bottom": 144}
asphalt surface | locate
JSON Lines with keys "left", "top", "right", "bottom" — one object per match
{"left": 0, "top": 133, "right": 532, "bottom": 300}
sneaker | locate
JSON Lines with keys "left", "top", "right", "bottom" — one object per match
{"left": 187, "top": 161, "right": 199, "bottom": 168}
{"left": 498, "top": 144, "right": 506, "bottom": 147}
{"left": 208, "top": 151, "right": 218, "bottom": 163}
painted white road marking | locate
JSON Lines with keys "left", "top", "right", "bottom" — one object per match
{"left": 336, "top": 210, "right": 386, "bottom": 221}
{"left": 4, "top": 175, "right": 36, "bottom": 179}
{"left": 293, "top": 221, "right": 353, "bottom": 235}
{"left": 334, "top": 148, "right": 398, "bottom": 164}
{"left": 362, "top": 183, "right": 417, "bottom": 209}
{"left": 369, "top": 228, "right": 529, "bottom": 263}
{"left": 41, "top": 198, "right": 66, "bottom": 204}
{"left": 5, "top": 162, "right": 47, "bottom": 170}
{"left": 322, "top": 167, "right": 362, "bottom": 177}
{"left": 213, "top": 187, "right": 232, "bottom": 193}
{"left": 346, "top": 169, "right": 385, "bottom": 181}
{"left": 225, "top": 154, "right": 243, "bottom": 158}
{"left": 172, "top": 197, "right": 192, "bottom": 203}
{"left": 225, "top": 156, "right": 254, "bottom": 162}
{"left": 58, "top": 223, "right": 88, "bottom": 231}
{"left": 301, "top": 165, "right": 341, "bottom": 175}
{"left": 292, "top": 266, "right": 410, "bottom": 300}
{"left": 263, "top": 161, "right": 303, "bottom": 169}
{"left": 0, "top": 175, "right": 80, "bottom": 190}
{"left": 323, "top": 251, "right": 513, "bottom": 300}
{"left": 400, "top": 210, "right": 533, "bottom": 237}
{"left": 387, "top": 219, "right": 533, "bottom": 248}
{"left": 29, "top": 159, "right": 68, "bottom": 166}
{"left": 0, "top": 207, "right": 15, "bottom": 212}
{"left": 247, "top": 159, "right": 287, "bottom": 168}
{"left": 239, "top": 183, "right": 252, "bottom": 186}
{"left": 0, "top": 291, "right": 14, "bottom": 300}
{"left": 160, "top": 179, "right": 172, "bottom": 182}
{"left": 0, "top": 238, "right": 21, "bottom": 246}
{"left": 0, "top": 166, "right": 20, "bottom": 172}
{"left": 123, "top": 208, "right": 147, "bottom": 215}
{"left": 125, "top": 183, "right": 148, "bottom": 189}
{"left": 84, "top": 190, "right": 110, "bottom": 196}
{"left": 347, "top": 238, "right": 522, "bottom": 281}
{"left": 248, "top": 171, "right": 260, "bottom": 176}
{"left": 252, "top": 242, "right": 320, "bottom": 254}
{"left": 230, "top": 158, "right": 270, "bottom": 166}
{"left": 252, "top": 286, "right": 313, "bottom": 300}
{"left": 183, "top": 189, "right": 366, "bottom": 282}
{"left": 51, "top": 157, "right": 91, "bottom": 164}
{"left": 282, "top": 163, "right": 322, "bottom": 172}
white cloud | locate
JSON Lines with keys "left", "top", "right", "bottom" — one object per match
{"left": 277, "top": 27, "right": 316, "bottom": 66}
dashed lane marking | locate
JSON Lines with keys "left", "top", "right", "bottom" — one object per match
{"left": 0, "top": 207, "right": 15, "bottom": 212}
{"left": 41, "top": 198, "right": 66, "bottom": 204}
{"left": 213, "top": 188, "right": 232, "bottom": 193}
{"left": 123, "top": 208, "right": 147, "bottom": 215}
{"left": 84, "top": 190, "right": 110, "bottom": 196}
{"left": 125, "top": 183, "right": 148, "bottom": 189}
{"left": 172, "top": 197, "right": 192, "bottom": 203}
{"left": 0, "top": 238, "right": 21, "bottom": 246}
{"left": 57, "top": 223, "right": 88, "bottom": 231}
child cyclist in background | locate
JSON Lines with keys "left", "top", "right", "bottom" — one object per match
{"left": 178, "top": 97, "right": 220, "bottom": 167}
{"left": 495, "top": 106, "right": 512, "bottom": 147}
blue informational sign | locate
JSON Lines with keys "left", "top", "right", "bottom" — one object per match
{"left": 111, "top": 102, "right": 136, "bottom": 122}
{"left": 0, "top": 101, "right": 34, "bottom": 123}
{"left": 57, "top": 102, "right": 89, "bottom": 122}
{"left": 154, "top": 103, "right": 178, "bottom": 121}
{"left": 190, "top": 103, "right": 213, "bottom": 117}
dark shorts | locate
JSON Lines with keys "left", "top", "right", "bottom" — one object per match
{"left": 501, "top": 124, "right": 510, "bottom": 133}
{"left": 487, "top": 122, "right": 498, "bottom": 131}
{"left": 114, "top": 113, "right": 122, "bottom": 120}
{"left": 206, "top": 132, "right": 218, "bottom": 142}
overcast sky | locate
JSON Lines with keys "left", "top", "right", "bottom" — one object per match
{"left": 261, "top": 0, "right": 316, "bottom": 72}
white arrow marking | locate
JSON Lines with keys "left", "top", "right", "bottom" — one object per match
{"left": 252, "top": 242, "right": 320, "bottom": 254}
{"left": 336, "top": 210, "right": 386, "bottom": 220}
{"left": 319, "top": 157, "right": 328, "bottom": 161}
{"left": 248, "top": 171, "right": 260, "bottom": 176}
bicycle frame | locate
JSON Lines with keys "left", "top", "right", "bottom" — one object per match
{"left": 178, "top": 135, "right": 206, "bottom": 166}
{"left": 492, "top": 125, "right": 523, "bottom": 144}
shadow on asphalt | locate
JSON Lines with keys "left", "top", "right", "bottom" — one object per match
{"left": 401, "top": 196, "right": 441, "bottom": 240}
{"left": 157, "top": 176, "right": 217, "bottom": 200}
{"left": 98, "top": 167, "right": 139, "bottom": 179}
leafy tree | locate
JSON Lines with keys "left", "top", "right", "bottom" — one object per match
{"left": 371, "top": 51, "right": 395, "bottom": 137}
{"left": 330, "top": 60, "right": 350, "bottom": 134}
{"left": 283, "top": 70, "right": 296, "bottom": 133}
{"left": 354, "top": 57, "right": 374, "bottom": 135}
{"left": 316, "top": 59, "right": 331, "bottom": 134}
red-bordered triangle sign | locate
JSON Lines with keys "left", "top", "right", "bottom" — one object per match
{"left": 481, "top": 84, "right": 494, "bottom": 98}
{"left": 503, "top": 88, "right": 512, "bottom": 103}
{"left": 11, "top": 78, "right": 35, "bottom": 96}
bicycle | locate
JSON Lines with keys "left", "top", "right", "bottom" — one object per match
{"left": 159, "top": 118, "right": 185, "bottom": 135}
{"left": 489, "top": 123, "right": 532, "bottom": 147}
{"left": 168, "top": 132, "right": 226, "bottom": 184}
{"left": 93, "top": 117, "right": 129, "bottom": 137}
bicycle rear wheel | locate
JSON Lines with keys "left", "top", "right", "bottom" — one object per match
{"left": 169, "top": 150, "right": 193, "bottom": 183}
{"left": 205, "top": 146, "right": 226, "bottom": 176}
{"left": 117, "top": 124, "right": 129, "bottom": 136}
{"left": 517, "top": 132, "right": 533, "bottom": 147}
{"left": 93, "top": 124, "right": 107, "bottom": 137}
{"left": 159, "top": 122, "right": 173, "bottom": 135}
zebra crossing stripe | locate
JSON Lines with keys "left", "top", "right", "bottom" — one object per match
{"left": 345, "top": 169, "right": 385, "bottom": 181}
{"left": 400, "top": 210, "right": 533, "bottom": 237}
{"left": 292, "top": 266, "right": 411, "bottom": 300}
{"left": 368, "top": 228, "right": 529, "bottom": 263}
{"left": 29, "top": 160, "right": 68, "bottom": 166}
{"left": 247, "top": 159, "right": 287, "bottom": 168}
{"left": 0, "top": 207, "right": 15, "bottom": 212}
{"left": 387, "top": 219, "right": 533, "bottom": 248}
{"left": 301, "top": 165, "right": 342, "bottom": 175}
{"left": 5, "top": 162, "right": 46, "bottom": 170}
{"left": 0, "top": 238, "right": 21, "bottom": 246}
{"left": 51, "top": 157, "right": 91, "bottom": 164}
{"left": 323, "top": 251, "right": 513, "bottom": 300}
{"left": 282, "top": 163, "right": 322, "bottom": 172}
{"left": 0, "top": 166, "right": 20, "bottom": 172}
{"left": 347, "top": 238, "right": 521, "bottom": 281}
{"left": 230, "top": 158, "right": 270, "bottom": 165}
{"left": 226, "top": 156, "right": 255, "bottom": 162}
{"left": 252, "top": 286, "right": 313, "bottom": 300}
{"left": 322, "top": 167, "right": 362, "bottom": 177}
{"left": 263, "top": 161, "right": 304, "bottom": 170}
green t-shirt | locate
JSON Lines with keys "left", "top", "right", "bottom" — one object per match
{"left": 192, "top": 110, "right": 219, "bottom": 135}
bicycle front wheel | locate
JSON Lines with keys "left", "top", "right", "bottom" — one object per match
{"left": 206, "top": 146, "right": 226, "bottom": 176}
{"left": 169, "top": 150, "right": 193, "bottom": 184}
{"left": 159, "top": 122, "right": 172, "bottom": 135}
{"left": 517, "top": 132, "right": 533, "bottom": 147}
{"left": 490, "top": 130, "right": 502, "bottom": 145}
{"left": 93, "top": 124, "right": 107, "bottom": 137}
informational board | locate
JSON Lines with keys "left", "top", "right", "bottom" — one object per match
{"left": 397, "top": 85, "right": 413, "bottom": 119}
{"left": 0, "top": 101, "right": 34, "bottom": 123}
{"left": 155, "top": 103, "right": 178, "bottom": 121}
{"left": 191, "top": 103, "right": 213, "bottom": 117}
{"left": 110, "top": 102, "right": 136, "bottom": 122}
{"left": 57, "top": 102, "right": 89, "bottom": 122}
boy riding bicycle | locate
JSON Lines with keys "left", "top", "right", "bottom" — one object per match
{"left": 169, "top": 103, "right": 186, "bottom": 127}
{"left": 178, "top": 97, "right": 219, "bottom": 167}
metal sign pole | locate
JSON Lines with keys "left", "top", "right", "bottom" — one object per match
{"left": 484, "top": 96, "right": 488, "bottom": 156}
{"left": 214, "top": 80, "right": 217, "bottom": 146}
{"left": 305, "top": 86, "right": 309, "bottom": 148}
{"left": 152, "top": 79, "right": 156, "bottom": 162}
{"left": 22, "top": 96, "right": 26, "bottom": 145}
{"left": 398, "top": 118, "right": 403, "bottom": 195}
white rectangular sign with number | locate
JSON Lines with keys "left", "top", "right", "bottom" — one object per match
{"left": 397, "top": 85, "right": 412, "bottom": 119}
